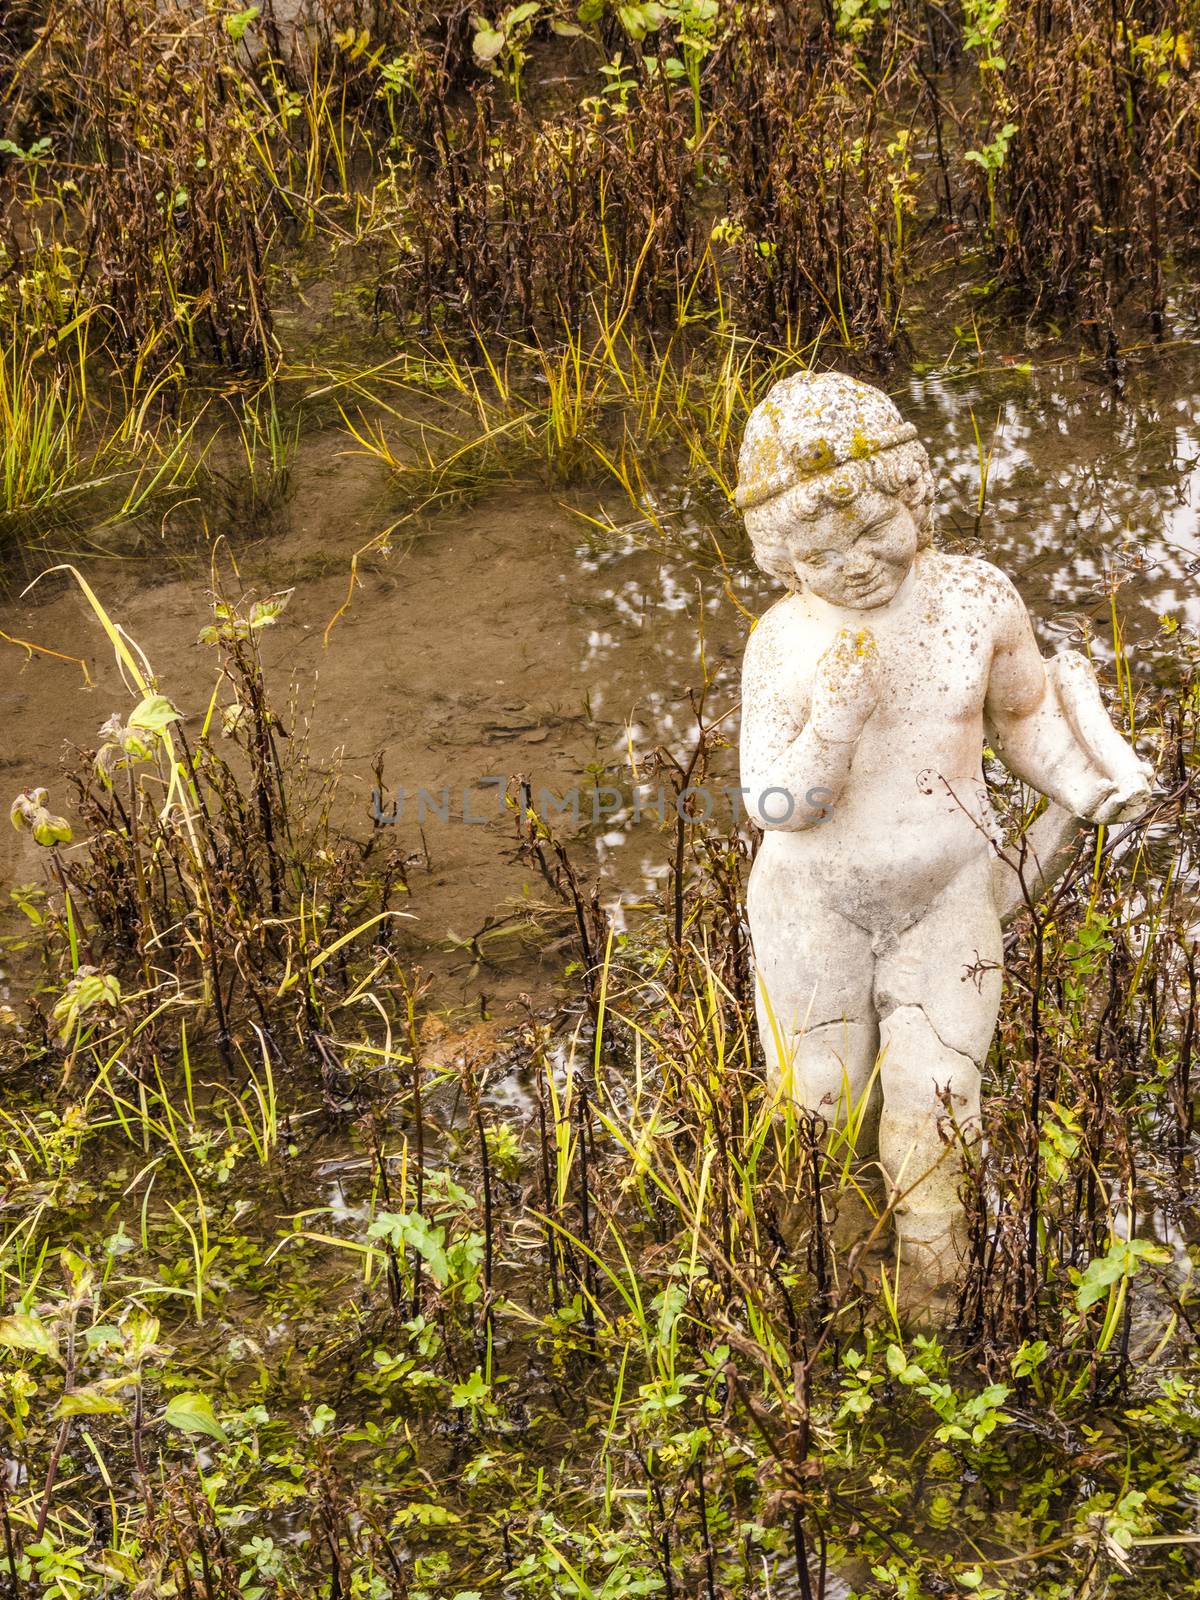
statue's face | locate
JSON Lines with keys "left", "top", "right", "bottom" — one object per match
{"left": 752, "top": 487, "right": 919, "bottom": 609}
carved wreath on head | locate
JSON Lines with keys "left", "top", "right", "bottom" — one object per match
{"left": 735, "top": 371, "right": 935, "bottom": 537}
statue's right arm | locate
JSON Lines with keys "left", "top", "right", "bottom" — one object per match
{"left": 739, "top": 611, "right": 859, "bottom": 831}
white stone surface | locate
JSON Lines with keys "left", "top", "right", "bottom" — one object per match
{"left": 737, "top": 371, "right": 1153, "bottom": 1277}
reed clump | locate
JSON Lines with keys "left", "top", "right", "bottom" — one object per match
{"left": 2, "top": 0, "right": 278, "bottom": 371}
{"left": 9, "top": 578, "right": 418, "bottom": 1106}
{"left": 971, "top": 0, "right": 1200, "bottom": 347}
{"left": 367, "top": 4, "right": 906, "bottom": 349}
{"left": 4, "top": 0, "right": 1197, "bottom": 406}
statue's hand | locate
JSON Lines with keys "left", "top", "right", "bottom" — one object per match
{"left": 1089, "top": 763, "right": 1155, "bottom": 826}
{"left": 810, "top": 627, "right": 881, "bottom": 743}
{"left": 1049, "top": 653, "right": 1155, "bottom": 826}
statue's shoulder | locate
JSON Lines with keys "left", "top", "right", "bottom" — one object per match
{"left": 924, "top": 549, "right": 1026, "bottom": 618}
{"left": 743, "top": 593, "right": 815, "bottom": 670}
{"left": 747, "top": 592, "right": 804, "bottom": 640}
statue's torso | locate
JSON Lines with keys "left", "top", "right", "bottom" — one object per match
{"left": 745, "top": 550, "right": 1008, "bottom": 933}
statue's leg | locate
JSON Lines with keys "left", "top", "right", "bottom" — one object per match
{"left": 872, "top": 857, "right": 1003, "bottom": 1272}
{"left": 750, "top": 894, "right": 879, "bottom": 1150}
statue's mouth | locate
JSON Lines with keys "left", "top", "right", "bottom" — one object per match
{"left": 845, "top": 572, "right": 882, "bottom": 596}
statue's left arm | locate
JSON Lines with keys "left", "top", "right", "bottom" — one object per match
{"left": 983, "top": 570, "right": 1152, "bottom": 825}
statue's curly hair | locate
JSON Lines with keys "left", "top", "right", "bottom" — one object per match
{"left": 744, "top": 438, "right": 936, "bottom": 587}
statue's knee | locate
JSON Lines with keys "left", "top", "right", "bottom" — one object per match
{"left": 797, "top": 1057, "right": 857, "bottom": 1126}
{"left": 765, "top": 1021, "right": 876, "bottom": 1125}
{"left": 798, "top": 1025, "right": 877, "bottom": 1124}
{"left": 878, "top": 1004, "right": 980, "bottom": 1119}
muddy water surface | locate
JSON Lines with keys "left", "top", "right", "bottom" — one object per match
{"left": 2, "top": 344, "right": 1198, "bottom": 1013}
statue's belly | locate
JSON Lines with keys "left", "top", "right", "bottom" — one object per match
{"left": 748, "top": 780, "right": 998, "bottom": 939}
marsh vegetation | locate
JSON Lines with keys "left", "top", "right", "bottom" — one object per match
{"left": 1, "top": 2, "right": 1200, "bottom": 1597}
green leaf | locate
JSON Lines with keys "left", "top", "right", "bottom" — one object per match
{"left": 128, "top": 694, "right": 181, "bottom": 734}
{"left": 309, "top": 1403, "right": 336, "bottom": 1436}
{"left": 0, "top": 1314, "right": 60, "bottom": 1361}
{"left": 368, "top": 1212, "right": 451, "bottom": 1286}
{"left": 472, "top": 27, "right": 507, "bottom": 61}
{"left": 224, "top": 5, "right": 260, "bottom": 41}
{"left": 57, "top": 1386, "right": 125, "bottom": 1418}
{"left": 164, "top": 1392, "right": 228, "bottom": 1444}
{"left": 94, "top": 1550, "right": 141, "bottom": 1582}
{"left": 11, "top": 789, "right": 73, "bottom": 847}
{"left": 0, "top": 136, "right": 51, "bottom": 161}
{"left": 394, "top": 1502, "right": 460, "bottom": 1528}
{"left": 60, "top": 1247, "right": 95, "bottom": 1292}
{"left": 617, "top": 4, "right": 650, "bottom": 38}
{"left": 1011, "top": 1337, "right": 1048, "bottom": 1378}
{"left": 32, "top": 811, "right": 72, "bottom": 847}
{"left": 84, "top": 1324, "right": 122, "bottom": 1353}
{"left": 452, "top": 1370, "right": 492, "bottom": 1408}
{"left": 1075, "top": 1237, "right": 1171, "bottom": 1312}
{"left": 247, "top": 594, "right": 290, "bottom": 630}
{"left": 123, "top": 1311, "right": 163, "bottom": 1363}
{"left": 1076, "top": 1258, "right": 1122, "bottom": 1310}
{"left": 1127, "top": 1238, "right": 1172, "bottom": 1264}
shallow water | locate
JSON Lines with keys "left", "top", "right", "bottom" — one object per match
{"left": 2, "top": 341, "right": 1198, "bottom": 1013}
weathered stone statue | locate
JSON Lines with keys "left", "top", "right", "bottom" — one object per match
{"left": 737, "top": 372, "right": 1152, "bottom": 1277}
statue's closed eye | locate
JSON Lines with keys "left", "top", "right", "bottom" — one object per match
{"left": 858, "top": 513, "right": 893, "bottom": 539}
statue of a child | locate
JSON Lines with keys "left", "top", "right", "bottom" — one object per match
{"left": 737, "top": 371, "right": 1152, "bottom": 1276}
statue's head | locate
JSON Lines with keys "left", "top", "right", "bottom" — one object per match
{"left": 736, "top": 371, "right": 935, "bottom": 609}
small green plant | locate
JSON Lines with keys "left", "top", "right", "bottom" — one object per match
{"left": 833, "top": 0, "right": 891, "bottom": 44}
{"left": 965, "top": 121, "right": 1018, "bottom": 236}
{"left": 962, "top": 0, "right": 1010, "bottom": 71}
{"left": 471, "top": 3, "right": 542, "bottom": 101}
{"left": 648, "top": 0, "right": 721, "bottom": 145}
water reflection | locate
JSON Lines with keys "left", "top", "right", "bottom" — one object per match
{"left": 900, "top": 354, "right": 1200, "bottom": 641}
